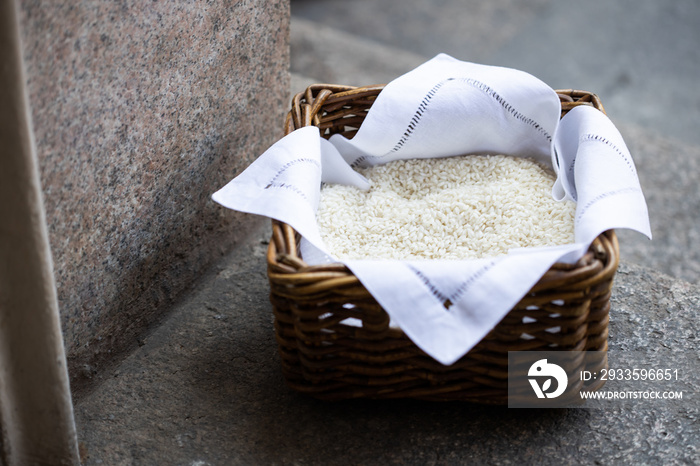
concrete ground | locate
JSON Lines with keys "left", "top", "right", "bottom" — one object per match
{"left": 75, "top": 1, "right": 700, "bottom": 464}
{"left": 75, "top": 225, "right": 700, "bottom": 465}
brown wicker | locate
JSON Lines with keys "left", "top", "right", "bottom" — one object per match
{"left": 267, "top": 85, "right": 617, "bottom": 402}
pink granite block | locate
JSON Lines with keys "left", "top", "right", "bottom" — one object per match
{"left": 19, "top": 0, "right": 290, "bottom": 396}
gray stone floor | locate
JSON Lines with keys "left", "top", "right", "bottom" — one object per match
{"left": 75, "top": 2, "right": 700, "bottom": 464}
{"left": 75, "top": 225, "right": 699, "bottom": 465}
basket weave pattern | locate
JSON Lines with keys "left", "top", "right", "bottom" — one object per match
{"left": 267, "top": 86, "right": 618, "bottom": 402}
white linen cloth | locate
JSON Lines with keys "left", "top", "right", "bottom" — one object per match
{"left": 212, "top": 54, "right": 651, "bottom": 365}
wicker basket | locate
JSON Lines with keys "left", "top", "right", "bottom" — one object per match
{"left": 267, "top": 85, "right": 617, "bottom": 403}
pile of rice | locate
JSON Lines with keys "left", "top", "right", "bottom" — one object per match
{"left": 316, "top": 155, "right": 576, "bottom": 260}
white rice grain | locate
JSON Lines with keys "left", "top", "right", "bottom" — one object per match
{"left": 316, "top": 155, "right": 576, "bottom": 260}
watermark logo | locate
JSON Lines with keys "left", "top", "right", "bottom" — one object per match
{"left": 528, "top": 358, "right": 568, "bottom": 399}
{"left": 509, "top": 351, "right": 691, "bottom": 408}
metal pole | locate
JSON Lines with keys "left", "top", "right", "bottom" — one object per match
{"left": 0, "top": 0, "right": 80, "bottom": 464}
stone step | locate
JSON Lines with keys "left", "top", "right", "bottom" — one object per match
{"left": 74, "top": 223, "right": 700, "bottom": 464}
{"left": 291, "top": 0, "right": 700, "bottom": 146}
{"left": 290, "top": 17, "right": 427, "bottom": 87}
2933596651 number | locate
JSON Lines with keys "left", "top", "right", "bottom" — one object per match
{"left": 600, "top": 368, "right": 678, "bottom": 381}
